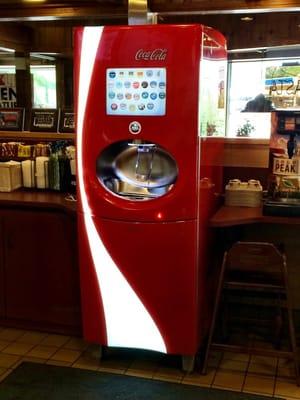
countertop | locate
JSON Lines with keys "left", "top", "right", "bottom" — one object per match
{"left": 210, "top": 205, "right": 300, "bottom": 227}
{"left": 0, "top": 189, "right": 77, "bottom": 214}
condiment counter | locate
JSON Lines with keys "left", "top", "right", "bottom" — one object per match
{"left": 0, "top": 189, "right": 81, "bottom": 336}
{"left": 0, "top": 190, "right": 77, "bottom": 214}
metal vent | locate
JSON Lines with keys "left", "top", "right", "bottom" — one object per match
{"left": 128, "top": 0, "right": 157, "bottom": 25}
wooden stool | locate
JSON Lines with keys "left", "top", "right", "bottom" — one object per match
{"left": 202, "top": 241, "right": 299, "bottom": 385}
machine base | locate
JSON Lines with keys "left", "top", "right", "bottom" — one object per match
{"left": 263, "top": 199, "right": 300, "bottom": 217}
{"left": 100, "top": 346, "right": 196, "bottom": 373}
{"left": 182, "top": 355, "right": 195, "bottom": 373}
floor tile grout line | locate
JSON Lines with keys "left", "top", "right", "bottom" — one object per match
{"left": 2, "top": 342, "right": 47, "bottom": 360}
{"left": 2, "top": 342, "right": 37, "bottom": 356}
{"left": 0, "top": 340, "right": 15, "bottom": 353}
{"left": 211, "top": 350, "right": 225, "bottom": 388}
{"left": 16, "top": 331, "right": 48, "bottom": 345}
{"left": 273, "top": 357, "right": 279, "bottom": 397}
{"left": 35, "top": 335, "right": 78, "bottom": 363}
{"left": 2, "top": 327, "right": 300, "bottom": 397}
{"left": 0, "top": 368, "right": 14, "bottom": 382}
{"left": 0, "top": 330, "right": 86, "bottom": 368}
{"left": 0, "top": 328, "right": 26, "bottom": 342}
{"left": 69, "top": 347, "right": 91, "bottom": 369}
{"left": 240, "top": 351, "right": 252, "bottom": 393}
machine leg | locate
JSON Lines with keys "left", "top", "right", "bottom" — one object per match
{"left": 182, "top": 355, "right": 195, "bottom": 373}
{"left": 88, "top": 344, "right": 103, "bottom": 361}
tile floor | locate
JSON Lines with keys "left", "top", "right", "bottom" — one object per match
{"left": 0, "top": 326, "right": 299, "bottom": 399}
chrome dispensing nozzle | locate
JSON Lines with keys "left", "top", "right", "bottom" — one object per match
{"left": 129, "top": 141, "right": 156, "bottom": 182}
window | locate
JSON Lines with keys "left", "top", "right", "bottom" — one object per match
{"left": 199, "top": 58, "right": 227, "bottom": 137}
{"left": 0, "top": 66, "right": 15, "bottom": 74}
{"left": 0, "top": 66, "right": 16, "bottom": 108}
{"left": 227, "top": 57, "right": 300, "bottom": 138}
{"left": 30, "top": 65, "right": 56, "bottom": 108}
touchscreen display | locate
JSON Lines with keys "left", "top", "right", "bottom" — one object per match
{"left": 106, "top": 68, "right": 166, "bottom": 116}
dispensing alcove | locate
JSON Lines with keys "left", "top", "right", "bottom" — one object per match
{"left": 96, "top": 140, "right": 178, "bottom": 200}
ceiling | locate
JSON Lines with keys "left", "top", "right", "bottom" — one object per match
{"left": 0, "top": 1, "right": 299, "bottom": 21}
{"left": 0, "top": 1, "right": 299, "bottom": 56}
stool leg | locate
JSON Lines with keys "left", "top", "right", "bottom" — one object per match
{"left": 286, "top": 297, "right": 300, "bottom": 385}
{"left": 273, "top": 306, "right": 283, "bottom": 350}
{"left": 202, "top": 253, "right": 227, "bottom": 374}
{"left": 221, "top": 296, "right": 230, "bottom": 342}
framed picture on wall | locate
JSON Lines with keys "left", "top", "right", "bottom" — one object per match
{"left": 58, "top": 109, "right": 75, "bottom": 133}
{"left": 0, "top": 108, "right": 25, "bottom": 131}
{"left": 30, "top": 108, "right": 59, "bottom": 132}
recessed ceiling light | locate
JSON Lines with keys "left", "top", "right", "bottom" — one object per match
{"left": 0, "top": 47, "right": 15, "bottom": 53}
{"left": 240, "top": 16, "right": 254, "bottom": 22}
{"left": 22, "top": 0, "right": 47, "bottom": 3}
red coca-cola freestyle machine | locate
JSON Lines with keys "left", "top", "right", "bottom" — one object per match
{"left": 74, "top": 24, "right": 226, "bottom": 370}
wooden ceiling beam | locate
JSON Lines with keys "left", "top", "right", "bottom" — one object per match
{"left": 0, "top": 2, "right": 128, "bottom": 22}
{"left": 149, "top": 0, "right": 300, "bottom": 14}
{"left": 0, "top": 25, "right": 32, "bottom": 52}
{"left": 0, "top": 0, "right": 300, "bottom": 22}
{"left": 159, "top": 11, "right": 300, "bottom": 50}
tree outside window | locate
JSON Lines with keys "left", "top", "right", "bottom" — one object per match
{"left": 30, "top": 65, "right": 56, "bottom": 109}
{"left": 227, "top": 58, "right": 300, "bottom": 138}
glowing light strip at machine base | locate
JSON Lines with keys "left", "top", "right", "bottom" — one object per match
{"left": 77, "top": 27, "right": 167, "bottom": 353}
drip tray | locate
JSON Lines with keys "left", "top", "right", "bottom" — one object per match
{"left": 117, "top": 192, "right": 157, "bottom": 200}
{"left": 263, "top": 199, "right": 300, "bottom": 217}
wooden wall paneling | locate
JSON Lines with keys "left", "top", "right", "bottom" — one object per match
{"left": 150, "top": 0, "right": 300, "bottom": 13}
{"left": 56, "top": 58, "right": 65, "bottom": 110}
{"left": 223, "top": 166, "right": 269, "bottom": 190}
{"left": 222, "top": 138, "right": 270, "bottom": 190}
{"left": 0, "top": 131, "right": 75, "bottom": 141}
{"left": 159, "top": 12, "right": 300, "bottom": 49}
{"left": 0, "top": 25, "right": 32, "bottom": 52}
{"left": 2, "top": 209, "right": 82, "bottom": 334}
{"left": 55, "top": 56, "right": 73, "bottom": 109}
{"left": 0, "top": 213, "right": 4, "bottom": 317}
{"left": 0, "top": 1, "right": 128, "bottom": 21}
{"left": 223, "top": 139, "right": 269, "bottom": 168}
{"left": 232, "top": 12, "right": 300, "bottom": 49}
{"left": 0, "top": 0, "right": 299, "bottom": 18}
{"left": 0, "top": 0, "right": 123, "bottom": 2}
{"left": 15, "top": 52, "right": 32, "bottom": 131}
{"left": 63, "top": 58, "right": 74, "bottom": 109}
{"left": 0, "top": 3, "right": 299, "bottom": 54}
{"left": 31, "top": 24, "right": 73, "bottom": 55}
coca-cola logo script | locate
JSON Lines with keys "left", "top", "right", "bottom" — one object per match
{"left": 135, "top": 49, "right": 167, "bottom": 61}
